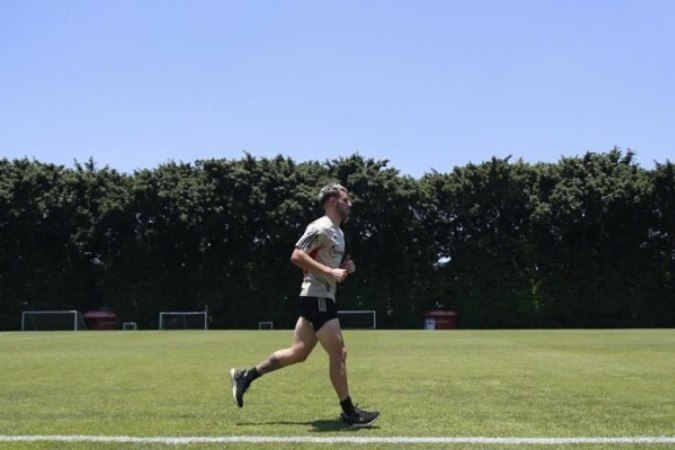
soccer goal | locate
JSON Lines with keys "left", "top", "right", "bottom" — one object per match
{"left": 21, "top": 310, "right": 87, "bottom": 331}
{"left": 122, "top": 322, "right": 138, "bottom": 330}
{"left": 337, "top": 310, "right": 377, "bottom": 329}
{"left": 258, "top": 321, "right": 274, "bottom": 330}
{"left": 158, "top": 311, "right": 208, "bottom": 330}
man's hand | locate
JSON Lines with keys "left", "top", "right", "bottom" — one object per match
{"left": 330, "top": 268, "right": 348, "bottom": 283}
{"left": 341, "top": 258, "right": 356, "bottom": 274}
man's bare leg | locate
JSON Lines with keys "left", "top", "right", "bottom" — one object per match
{"left": 316, "top": 318, "right": 349, "bottom": 401}
{"left": 230, "top": 317, "right": 317, "bottom": 407}
{"left": 257, "top": 317, "right": 317, "bottom": 373}
{"left": 316, "top": 318, "right": 380, "bottom": 427}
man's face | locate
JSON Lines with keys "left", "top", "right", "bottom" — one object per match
{"left": 335, "top": 190, "right": 352, "bottom": 220}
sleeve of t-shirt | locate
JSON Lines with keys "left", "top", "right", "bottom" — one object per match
{"left": 295, "top": 224, "right": 327, "bottom": 253}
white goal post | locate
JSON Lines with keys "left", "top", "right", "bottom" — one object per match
{"left": 337, "top": 310, "right": 377, "bottom": 329}
{"left": 158, "top": 311, "right": 208, "bottom": 330}
{"left": 258, "top": 321, "right": 274, "bottom": 330}
{"left": 21, "top": 310, "right": 87, "bottom": 331}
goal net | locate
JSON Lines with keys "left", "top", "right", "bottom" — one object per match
{"left": 258, "top": 321, "right": 274, "bottom": 330}
{"left": 337, "top": 310, "right": 377, "bottom": 329}
{"left": 21, "top": 310, "right": 87, "bottom": 331}
{"left": 158, "top": 311, "right": 208, "bottom": 330}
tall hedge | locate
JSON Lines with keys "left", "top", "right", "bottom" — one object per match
{"left": 1, "top": 150, "right": 672, "bottom": 329}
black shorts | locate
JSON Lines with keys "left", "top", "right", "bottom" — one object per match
{"left": 299, "top": 296, "right": 338, "bottom": 331}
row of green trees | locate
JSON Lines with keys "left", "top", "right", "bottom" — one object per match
{"left": 1, "top": 149, "right": 673, "bottom": 329}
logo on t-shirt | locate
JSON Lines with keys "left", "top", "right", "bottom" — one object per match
{"left": 329, "top": 244, "right": 344, "bottom": 259}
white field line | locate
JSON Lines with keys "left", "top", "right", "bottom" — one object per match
{"left": 1, "top": 435, "right": 675, "bottom": 445}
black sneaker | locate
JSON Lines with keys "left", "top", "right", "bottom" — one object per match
{"left": 340, "top": 405, "right": 380, "bottom": 427}
{"left": 230, "top": 368, "right": 250, "bottom": 408}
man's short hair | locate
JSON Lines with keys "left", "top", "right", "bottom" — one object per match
{"left": 319, "top": 182, "right": 347, "bottom": 205}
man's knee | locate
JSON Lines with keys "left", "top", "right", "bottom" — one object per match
{"left": 330, "top": 345, "right": 347, "bottom": 363}
{"left": 292, "top": 344, "right": 311, "bottom": 363}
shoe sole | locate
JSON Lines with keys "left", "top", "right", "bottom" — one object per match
{"left": 229, "top": 368, "right": 242, "bottom": 408}
{"left": 344, "top": 413, "right": 380, "bottom": 428}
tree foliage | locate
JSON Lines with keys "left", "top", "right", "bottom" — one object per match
{"left": 1, "top": 149, "right": 673, "bottom": 329}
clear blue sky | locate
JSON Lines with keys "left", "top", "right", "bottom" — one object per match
{"left": 1, "top": 0, "right": 673, "bottom": 178}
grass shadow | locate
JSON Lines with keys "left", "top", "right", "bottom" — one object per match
{"left": 236, "top": 419, "right": 380, "bottom": 433}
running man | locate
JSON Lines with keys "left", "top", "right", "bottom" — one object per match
{"left": 230, "top": 182, "right": 379, "bottom": 427}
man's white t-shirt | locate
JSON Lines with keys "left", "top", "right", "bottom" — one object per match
{"left": 294, "top": 215, "right": 345, "bottom": 300}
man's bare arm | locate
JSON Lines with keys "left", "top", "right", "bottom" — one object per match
{"left": 290, "top": 248, "right": 347, "bottom": 282}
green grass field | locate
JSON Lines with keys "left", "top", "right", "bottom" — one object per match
{"left": 1, "top": 329, "right": 674, "bottom": 449}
